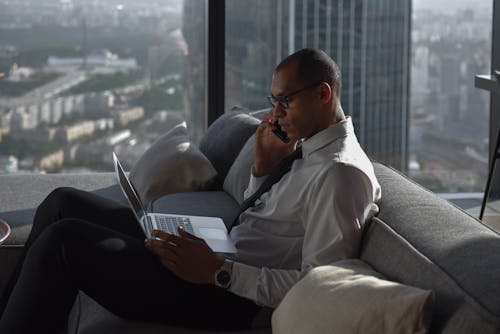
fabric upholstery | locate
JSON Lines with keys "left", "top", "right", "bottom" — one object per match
{"left": 71, "top": 292, "right": 272, "bottom": 334}
{"left": 0, "top": 173, "right": 122, "bottom": 246}
{"left": 360, "top": 217, "right": 499, "bottom": 334}
{"left": 0, "top": 174, "right": 124, "bottom": 318}
{"left": 223, "top": 134, "right": 256, "bottom": 204}
{"left": 372, "top": 163, "right": 500, "bottom": 317}
{"left": 129, "top": 122, "right": 217, "bottom": 206}
{"left": 272, "top": 259, "right": 433, "bottom": 334}
{"left": 199, "top": 109, "right": 260, "bottom": 188}
{"left": 248, "top": 108, "right": 271, "bottom": 120}
{"left": 2, "top": 124, "right": 500, "bottom": 334}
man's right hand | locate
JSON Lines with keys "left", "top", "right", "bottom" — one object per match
{"left": 253, "top": 114, "right": 297, "bottom": 177}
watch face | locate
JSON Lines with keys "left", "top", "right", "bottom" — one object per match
{"left": 216, "top": 270, "right": 231, "bottom": 286}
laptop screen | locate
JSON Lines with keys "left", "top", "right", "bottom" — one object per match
{"left": 112, "top": 152, "right": 147, "bottom": 223}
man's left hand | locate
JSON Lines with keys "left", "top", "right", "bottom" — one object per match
{"left": 145, "top": 228, "right": 223, "bottom": 285}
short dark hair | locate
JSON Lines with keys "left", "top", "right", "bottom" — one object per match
{"left": 275, "top": 48, "right": 342, "bottom": 99}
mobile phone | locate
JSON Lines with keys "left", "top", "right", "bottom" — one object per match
{"left": 272, "top": 122, "right": 290, "bottom": 143}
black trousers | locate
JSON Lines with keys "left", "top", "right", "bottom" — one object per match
{"left": 0, "top": 187, "right": 261, "bottom": 334}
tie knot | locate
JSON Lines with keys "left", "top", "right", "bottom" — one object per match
{"left": 287, "top": 146, "right": 302, "bottom": 162}
{"left": 295, "top": 146, "right": 303, "bottom": 159}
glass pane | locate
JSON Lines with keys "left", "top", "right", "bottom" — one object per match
{"left": 226, "top": 0, "right": 493, "bottom": 197}
{"left": 225, "top": 0, "right": 277, "bottom": 111}
{"left": 226, "top": 0, "right": 411, "bottom": 172}
{"left": 0, "top": 0, "right": 206, "bottom": 173}
{"left": 410, "top": 1, "right": 492, "bottom": 194}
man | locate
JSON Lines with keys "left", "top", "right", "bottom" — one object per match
{"left": 0, "top": 48, "right": 380, "bottom": 333}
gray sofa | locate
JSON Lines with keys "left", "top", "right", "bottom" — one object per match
{"left": 1, "top": 108, "right": 500, "bottom": 333}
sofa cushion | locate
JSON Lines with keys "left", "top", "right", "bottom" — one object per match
{"left": 272, "top": 258, "right": 434, "bottom": 334}
{"left": 223, "top": 134, "right": 256, "bottom": 204}
{"left": 0, "top": 173, "right": 124, "bottom": 246}
{"left": 220, "top": 108, "right": 276, "bottom": 204}
{"left": 0, "top": 173, "right": 126, "bottom": 308}
{"left": 248, "top": 108, "right": 271, "bottom": 120}
{"left": 129, "top": 122, "right": 217, "bottom": 206}
{"left": 361, "top": 217, "right": 499, "bottom": 334}
{"left": 363, "top": 162, "right": 500, "bottom": 333}
{"left": 71, "top": 292, "right": 272, "bottom": 334}
{"left": 199, "top": 108, "right": 260, "bottom": 189}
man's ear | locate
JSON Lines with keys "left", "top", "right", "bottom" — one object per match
{"left": 319, "top": 82, "right": 333, "bottom": 104}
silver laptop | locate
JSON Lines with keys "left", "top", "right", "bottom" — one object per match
{"left": 112, "top": 152, "right": 237, "bottom": 253}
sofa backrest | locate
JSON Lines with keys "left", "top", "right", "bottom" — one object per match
{"left": 199, "top": 108, "right": 260, "bottom": 189}
{"left": 362, "top": 163, "right": 500, "bottom": 333}
{"left": 201, "top": 109, "right": 500, "bottom": 332}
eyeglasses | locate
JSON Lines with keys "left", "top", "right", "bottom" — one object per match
{"left": 267, "top": 82, "right": 322, "bottom": 109}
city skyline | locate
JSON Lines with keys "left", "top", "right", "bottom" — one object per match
{"left": 414, "top": 0, "right": 492, "bottom": 10}
{"left": 0, "top": 0, "right": 494, "bottom": 194}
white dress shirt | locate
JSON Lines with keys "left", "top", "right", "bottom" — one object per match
{"left": 227, "top": 117, "right": 381, "bottom": 308}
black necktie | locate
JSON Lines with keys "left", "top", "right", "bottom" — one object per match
{"left": 230, "top": 146, "right": 303, "bottom": 231}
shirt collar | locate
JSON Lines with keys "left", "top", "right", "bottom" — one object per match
{"left": 300, "top": 116, "right": 354, "bottom": 158}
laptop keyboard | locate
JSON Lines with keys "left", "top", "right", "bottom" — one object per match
{"left": 154, "top": 215, "right": 194, "bottom": 235}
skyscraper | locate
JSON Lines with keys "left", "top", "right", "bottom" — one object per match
{"left": 184, "top": 0, "right": 411, "bottom": 170}
{"left": 291, "top": 0, "right": 411, "bottom": 170}
{"left": 182, "top": 0, "right": 207, "bottom": 144}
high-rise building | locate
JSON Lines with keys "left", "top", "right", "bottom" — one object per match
{"left": 291, "top": 0, "right": 411, "bottom": 170}
{"left": 184, "top": 0, "right": 411, "bottom": 170}
{"left": 181, "top": 1, "right": 207, "bottom": 144}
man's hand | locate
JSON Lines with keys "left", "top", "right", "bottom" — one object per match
{"left": 145, "top": 228, "right": 223, "bottom": 285}
{"left": 253, "top": 114, "right": 297, "bottom": 177}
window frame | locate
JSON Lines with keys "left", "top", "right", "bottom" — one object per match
{"left": 207, "top": 0, "right": 499, "bottom": 192}
{"left": 206, "top": 0, "right": 226, "bottom": 127}
{"left": 490, "top": 0, "right": 500, "bottom": 194}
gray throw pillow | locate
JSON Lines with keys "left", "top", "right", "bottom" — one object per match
{"left": 199, "top": 108, "right": 260, "bottom": 189}
{"left": 223, "top": 134, "right": 255, "bottom": 204}
{"left": 129, "top": 122, "right": 217, "bottom": 206}
{"left": 248, "top": 107, "right": 271, "bottom": 120}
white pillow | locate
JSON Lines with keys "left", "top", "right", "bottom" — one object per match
{"left": 272, "top": 259, "right": 434, "bottom": 334}
{"left": 129, "top": 122, "right": 217, "bottom": 206}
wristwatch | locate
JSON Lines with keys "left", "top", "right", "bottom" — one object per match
{"left": 214, "top": 259, "right": 233, "bottom": 289}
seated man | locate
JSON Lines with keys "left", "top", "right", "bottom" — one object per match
{"left": 0, "top": 48, "right": 381, "bottom": 333}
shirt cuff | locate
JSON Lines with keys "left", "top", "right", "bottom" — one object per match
{"left": 229, "top": 261, "right": 260, "bottom": 303}
{"left": 244, "top": 168, "right": 267, "bottom": 199}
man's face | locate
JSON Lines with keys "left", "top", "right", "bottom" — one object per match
{"left": 270, "top": 62, "right": 330, "bottom": 141}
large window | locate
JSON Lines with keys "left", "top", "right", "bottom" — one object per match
{"left": 0, "top": 0, "right": 495, "bottom": 200}
{"left": 410, "top": 0, "right": 492, "bottom": 193}
{"left": 225, "top": 0, "right": 493, "bottom": 194}
{"left": 0, "top": 0, "right": 206, "bottom": 172}
{"left": 226, "top": 0, "right": 411, "bottom": 172}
